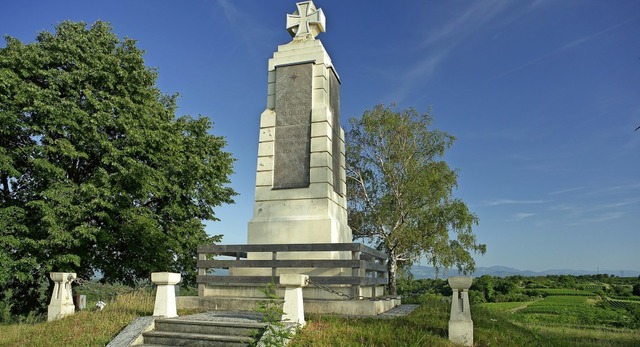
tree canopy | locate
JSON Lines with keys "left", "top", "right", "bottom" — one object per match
{"left": 346, "top": 105, "right": 486, "bottom": 294}
{"left": 0, "top": 21, "right": 236, "bottom": 317}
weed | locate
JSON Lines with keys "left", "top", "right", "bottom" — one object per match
{"left": 254, "top": 280, "right": 295, "bottom": 347}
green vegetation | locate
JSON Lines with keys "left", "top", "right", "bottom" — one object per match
{"left": 1, "top": 275, "right": 639, "bottom": 346}
{"left": 346, "top": 104, "right": 485, "bottom": 294}
{"left": 397, "top": 274, "right": 640, "bottom": 346}
{"left": 0, "top": 288, "right": 155, "bottom": 347}
{"left": 254, "top": 281, "right": 295, "bottom": 347}
{"left": 0, "top": 20, "right": 236, "bottom": 320}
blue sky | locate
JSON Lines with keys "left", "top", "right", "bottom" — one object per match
{"left": 2, "top": 1, "right": 639, "bottom": 273}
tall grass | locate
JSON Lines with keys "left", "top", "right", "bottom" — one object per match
{"left": 0, "top": 289, "right": 154, "bottom": 347}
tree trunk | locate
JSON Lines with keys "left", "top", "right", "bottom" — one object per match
{"left": 387, "top": 253, "right": 398, "bottom": 295}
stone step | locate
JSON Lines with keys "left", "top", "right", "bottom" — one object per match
{"left": 142, "top": 331, "right": 255, "bottom": 347}
{"left": 154, "top": 318, "right": 266, "bottom": 337}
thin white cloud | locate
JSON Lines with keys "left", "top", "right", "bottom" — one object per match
{"left": 492, "top": 18, "right": 635, "bottom": 80}
{"left": 392, "top": 0, "right": 520, "bottom": 102}
{"left": 421, "top": 0, "right": 513, "bottom": 48}
{"left": 591, "top": 183, "right": 640, "bottom": 195}
{"left": 215, "top": 0, "right": 273, "bottom": 55}
{"left": 582, "top": 212, "right": 625, "bottom": 223}
{"left": 548, "top": 187, "right": 585, "bottom": 195}
{"left": 484, "top": 199, "right": 549, "bottom": 206}
{"left": 514, "top": 212, "right": 535, "bottom": 220}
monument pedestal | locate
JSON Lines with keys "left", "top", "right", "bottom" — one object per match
{"left": 448, "top": 276, "right": 474, "bottom": 347}
{"left": 47, "top": 272, "right": 76, "bottom": 321}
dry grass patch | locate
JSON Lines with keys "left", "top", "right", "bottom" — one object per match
{"left": 0, "top": 289, "right": 154, "bottom": 347}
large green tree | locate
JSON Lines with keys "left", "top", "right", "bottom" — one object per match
{"left": 346, "top": 105, "right": 485, "bottom": 294}
{"left": 0, "top": 21, "right": 236, "bottom": 317}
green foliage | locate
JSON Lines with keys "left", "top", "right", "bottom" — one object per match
{"left": 397, "top": 277, "right": 452, "bottom": 303}
{"left": 0, "top": 21, "right": 236, "bottom": 317}
{"left": 346, "top": 104, "right": 485, "bottom": 294}
{"left": 633, "top": 282, "right": 640, "bottom": 296}
{"left": 254, "top": 281, "right": 294, "bottom": 347}
{"left": 290, "top": 298, "right": 455, "bottom": 347}
{"left": 0, "top": 288, "right": 155, "bottom": 346}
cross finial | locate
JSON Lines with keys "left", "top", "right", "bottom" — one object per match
{"left": 286, "top": 1, "right": 326, "bottom": 40}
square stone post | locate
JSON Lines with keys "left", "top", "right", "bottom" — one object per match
{"left": 47, "top": 272, "right": 76, "bottom": 321}
{"left": 448, "top": 276, "right": 473, "bottom": 346}
{"left": 151, "top": 272, "right": 181, "bottom": 318}
{"left": 280, "top": 273, "right": 309, "bottom": 326}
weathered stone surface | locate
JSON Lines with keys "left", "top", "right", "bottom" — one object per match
{"left": 246, "top": 1, "right": 352, "bottom": 270}
{"left": 152, "top": 272, "right": 181, "bottom": 318}
{"left": 448, "top": 276, "right": 474, "bottom": 347}
{"left": 329, "top": 67, "right": 342, "bottom": 195}
{"left": 106, "top": 316, "right": 155, "bottom": 347}
{"left": 280, "top": 274, "right": 309, "bottom": 326}
{"left": 47, "top": 272, "right": 76, "bottom": 321}
{"left": 274, "top": 62, "right": 313, "bottom": 189}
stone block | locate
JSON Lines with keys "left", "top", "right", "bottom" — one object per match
{"left": 260, "top": 109, "right": 276, "bottom": 127}
{"left": 152, "top": 272, "right": 181, "bottom": 318}
{"left": 280, "top": 273, "right": 309, "bottom": 287}
{"left": 280, "top": 274, "right": 308, "bottom": 326}
{"left": 47, "top": 272, "right": 76, "bottom": 321}
{"left": 257, "top": 142, "right": 274, "bottom": 157}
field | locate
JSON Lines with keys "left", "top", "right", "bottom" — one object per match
{"left": 480, "top": 292, "right": 640, "bottom": 346}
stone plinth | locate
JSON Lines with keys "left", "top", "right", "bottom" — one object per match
{"left": 47, "top": 272, "right": 76, "bottom": 321}
{"left": 280, "top": 274, "right": 309, "bottom": 326}
{"left": 448, "top": 276, "right": 473, "bottom": 347}
{"left": 152, "top": 272, "right": 181, "bottom": 318}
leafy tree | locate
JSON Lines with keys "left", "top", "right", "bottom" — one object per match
{"left": 633, "top": 282, "right": 640, "bottom": 296}
{"left": 0, "top": 21, "right": 236, "bottom": 317}
{"left": 346, "top": 104, "right": 485, "bottom": 294}
{"left": 471, "top": 275, "right": 495, "bottom": 302}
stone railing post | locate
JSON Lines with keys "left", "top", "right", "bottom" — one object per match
{"left": 47, "top": 272, "right": 77, "bottom": 321}
{"left": 280, "top": 273, "right": 309, "bottom": 326}
{"left": 448, "top": 276, "right": 473, "bottom": 346}
{"left": 151, "top": 272, "right": 181, "bottom": 318}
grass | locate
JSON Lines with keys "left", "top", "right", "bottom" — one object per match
{"left": 289, "top": 297, "right": 455, "bottom": 347}
{"left": 290, "top": 296, "right": 561, "bottom": 347}
{"left": 0, "top": 289, "right": 154, "bottom": 347}
{"left": 479, "top": 294, "right": 640, "bottom": 347}
{"left": 1, "top": 289, "right": 639, "bottom": 346}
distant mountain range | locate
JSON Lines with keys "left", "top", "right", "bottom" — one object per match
{"left": 409, "top": 265, "right": 640, "bottom": 279}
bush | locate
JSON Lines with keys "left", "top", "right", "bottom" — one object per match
{"left": 0, "top": 289, "right": 13, "bottom": 323}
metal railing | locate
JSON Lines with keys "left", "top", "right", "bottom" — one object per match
{"left": 196, "top": 243, "right": 388, "bottom": 299}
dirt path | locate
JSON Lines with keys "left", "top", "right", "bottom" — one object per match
{"left": 508, "top": 299, "right": 541, "bottom": 314}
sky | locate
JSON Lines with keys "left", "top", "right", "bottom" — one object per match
{"left": 2, "top": 1, "right": 639, "bottom": 273}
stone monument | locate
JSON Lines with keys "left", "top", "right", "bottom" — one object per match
{"left": 245, "top": 1, "right": 351, "bottom": 272}
{"left": 448, "top": 276, "right": 474, "bottom": 347}
{"left": 47, "top": 272, "right": 76, "bottom": 321}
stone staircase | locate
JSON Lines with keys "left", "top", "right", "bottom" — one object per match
{"left": 139, "top": 318, "right": 267, "bottom": 347}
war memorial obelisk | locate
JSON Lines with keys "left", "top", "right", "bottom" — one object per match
{"left": 246, "top": 1, "right": 351, "bottom": 256}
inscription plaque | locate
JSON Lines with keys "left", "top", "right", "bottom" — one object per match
{"left": 273, "top": 63, "right": 313, "bottom": 189}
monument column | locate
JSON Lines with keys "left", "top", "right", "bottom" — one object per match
{"left": 247, "top": 1, "right": 351, "bottom": 262}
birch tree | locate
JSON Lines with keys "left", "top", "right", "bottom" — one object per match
{"left": 346, "top": 105, "right": 485, "bottom": 294}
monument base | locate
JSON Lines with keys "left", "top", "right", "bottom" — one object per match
{"left": 449, "top": 320, "right": 474, "bottom": 347}
{"left": 200, "top": 284, "right": 385, "bottom": 300}
{"left": 177, "top": 295, "right": 400, "bottom": 317}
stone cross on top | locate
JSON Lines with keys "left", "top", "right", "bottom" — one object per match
{"left": 286, "top": 1, "right": 326, "bottom": 40}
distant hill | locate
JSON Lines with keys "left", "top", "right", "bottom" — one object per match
{"left": 409, "top": 265, "right": 640, "bottom": 279}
